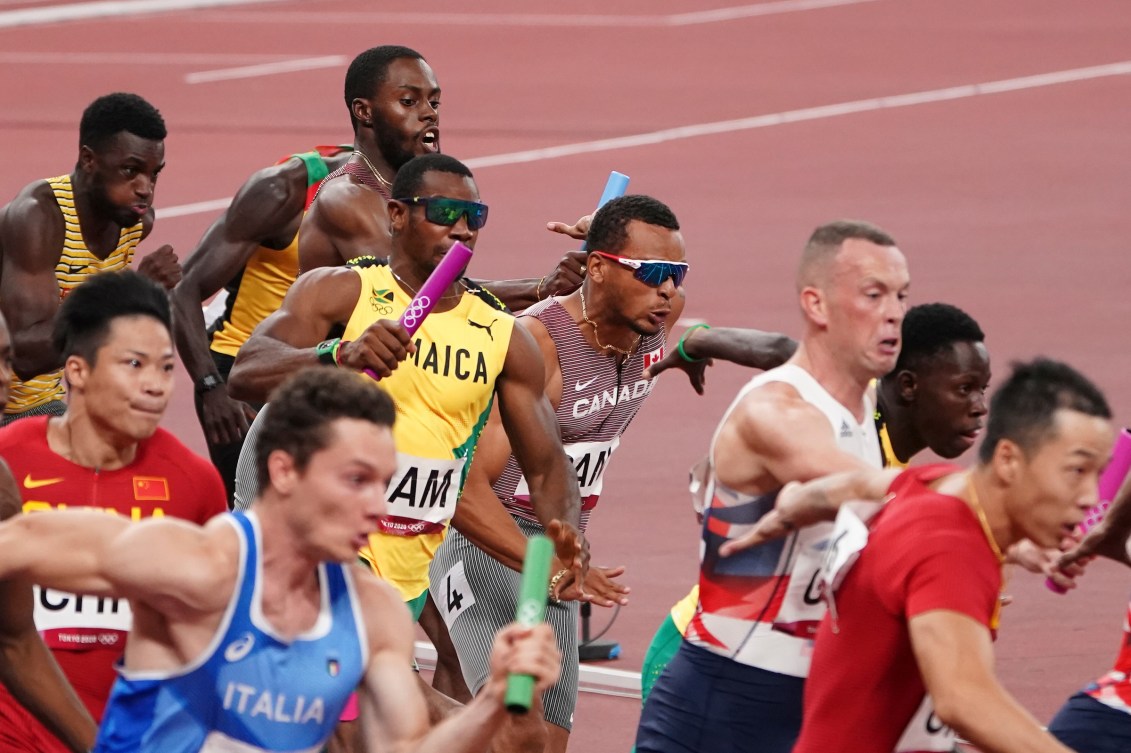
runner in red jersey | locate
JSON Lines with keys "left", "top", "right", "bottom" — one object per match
{"left": 733, "top": 358, "right": 1113, "bottom": 753}
{"left": 0, "top": 270, "right": 226, "bottom": 753}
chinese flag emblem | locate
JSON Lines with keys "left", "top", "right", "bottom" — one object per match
{"left": 643, "top": 347, "right": 664, "bottom": 369}
{"left": 133, "top": 477, "right": 170, "bottom": 501}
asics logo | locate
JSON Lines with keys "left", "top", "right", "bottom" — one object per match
{"left": 224, "top": 632, "right": 255, "bottom": 662}
{"left": 574, "top": 377, "right": 599, "bottom": 392}
{"left": 23, "top": 474, "right": 63, "bottom": 489}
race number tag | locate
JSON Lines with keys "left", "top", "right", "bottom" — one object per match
{"left": 437, "top": 559, "right": 477, "bottom": 630}
{"left": 895, "top": 695, "right": 957, "bottom": 752}
{"left": 820, "top": 500, "right": 883, "bottom": 631}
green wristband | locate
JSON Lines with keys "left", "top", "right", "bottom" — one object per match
{"left": 677, "top": 323, "right": 711, "bottom": 363}
{"left": 315, "top": 338, "right": 341, "bottom": 366}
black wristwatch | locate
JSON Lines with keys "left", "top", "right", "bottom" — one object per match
{"left": 196, "top": 373, "right": 224, "bottom": 393}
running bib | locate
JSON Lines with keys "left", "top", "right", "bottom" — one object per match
{"left": 817, "top": 500, "right": 882, "bottom": 633}
{"left": 895, "top": 696, "right": 957, "bottom": 752}
{"left": 34, "top": 585, "right": 132, "bottom": 650}
{"left": 513, "top": 438, "right": 620, "bottom": 508}
{"left": 379, "top": 454, "right": 466, "bottom": 535}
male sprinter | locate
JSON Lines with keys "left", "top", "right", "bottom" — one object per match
{"left": 636, "top": 220, "right": 909, "bottom": 753}
{"left": 228, "top": 152, "right": 584, "bottom": 634}
{"left": 173, "top": 45, "right": 587, "bottom": 501}
{"left": 0, "top": 310, "right": 100, "bottom": 753}
{"left": 741, "top": 359, "right": 1113, "bottom": 753}
{"left": 0, "top": 271, "right": 227, "bottom": 752}
{"left": 432, "top": 195, "right": 688, "bottom": 752}
{"left": 0, "top": 367, "right": 562, "bottom": 753}
{"left": 0, "top": 93, "right": 180, "bottom": 424}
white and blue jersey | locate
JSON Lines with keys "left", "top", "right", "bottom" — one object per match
{"left": 94, "top": 512, "right": 369, "bottom": 753}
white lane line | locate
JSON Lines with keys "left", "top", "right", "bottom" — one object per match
{"left": 185, "top": 54, "right": 346, "bottom": 84}
{"left": 0, "top": 51, "right": 301, "bottom": 65}
{"left": 156, "top": 59, "right": 1131, "bottom": 220}
{"left": 0, "top": 0, "right": 282, "bottom": 29}
{"left": 191, "top": 0, "right": 893, "bottom": 27}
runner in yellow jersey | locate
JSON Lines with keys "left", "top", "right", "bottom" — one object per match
{"left": 228, "top": 150, "right": 585, "bottom": 612}
{"left": 0, "top": 93, "right": 180, "bottom": 424}
{"left": 173, "top": 46, "right": 590, "bottom": 503}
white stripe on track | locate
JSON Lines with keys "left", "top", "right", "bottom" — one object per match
{"left": 0, "top": 0, "right": 282, "bottom": 29}
{"left": 154, "top": 59, "right": 1131, "bottom": 220}
{"left": 185, "top": 55, "right": 346, "bottom": 84}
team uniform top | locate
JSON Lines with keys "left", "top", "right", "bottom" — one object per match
{"left": 94, "top": 512, "right": 369, "bottom": 753}
{"left": 1078, "top": 599, "right": 1131, "bottom": 714}
{"left": 795, "top": 464, "right": 1003, "bottom": 753}
{"left": 210, "top": 147, "right": 353, "bottom": 358}
{"left": 345, "top": 261, "right": 513, "bottom": 602}
{"left": 6, "top": 175, "right": 142, "bottom": 414}
{"left": 0, "top": 417, "right": 226, "bottom": 752}
{"left": 494, "top": 297, "right": 665, "bottom": 533}
{"left": 686, "top": 364, "right": 882, "bottom": 677}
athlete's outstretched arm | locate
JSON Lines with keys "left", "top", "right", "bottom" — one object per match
{"left": 495, "top": 325, "right": 585, "bottom": 583}
{"left": 642, "top": 327, "right": 798, "bottom": 390}
{"left": 910, "top": 611, "right": 1074, "bottom": 753}
{"left": 720, "top": 467, "right": 902, "bottom": 555}
{"left": 357, "top": 572, "right": 561, "bottom": 753}
{"left": 171, "top": 161, "right": 307, "bottom": 445}
{"left": 0, "top": 462, "right": 97, "bottom": 753}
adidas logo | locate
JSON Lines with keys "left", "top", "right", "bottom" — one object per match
{"left": 839, "top": 420, "right": 853, "bottom": 439}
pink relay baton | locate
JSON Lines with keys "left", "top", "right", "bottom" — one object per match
{"left": 362, "top": 241, "right": 474, "bottom": 379}
{"left": 1046, "top": 427, "right": 1131, "bottom": 593}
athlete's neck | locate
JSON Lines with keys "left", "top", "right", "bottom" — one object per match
{"left": 563, "top": 285, "right": 641, "bottom": 359}
{"left": 388, "top": 257, "right": 464, "bottom": 311}
{"left": 790, "top": 344, "right": 872, "bottom": 423}
{"left": 69, "top": 170, "right": 119, "bottom": 258}
{"left": 245, "top": 505, "right": 325, "bottom": 639}
{"left": 351, "top": 137, "right": 398, "bottom": 189}
{"left": 874, "top": 385, "right": 923, "bottom": 463}
{"left": 47, "top": 412, "right": 138, "bottom": 472}
{"left": 935, "top": 467, "right": 1016, "bottom": 555}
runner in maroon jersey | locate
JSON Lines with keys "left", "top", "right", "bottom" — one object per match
{"left": 0, "top": 271, "right": 226, "bottom": 753}
{"left": 430, "top": 195, "right": 690, "bottom": 753}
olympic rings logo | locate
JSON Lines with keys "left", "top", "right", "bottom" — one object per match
{"left": 400, "top": 295, "right": 432, "bottom": 330}
{"left": 516, "top": 600, "right": 542, "bottom": 625}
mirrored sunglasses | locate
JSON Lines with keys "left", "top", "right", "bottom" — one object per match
{"left": 397, "top": 196, "right": 489, "bottom": 231}
{"left": 591, "top": 250, "right": 689, "bottom": 287}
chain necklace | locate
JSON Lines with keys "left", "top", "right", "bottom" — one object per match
{"left": 579, "top": 287, "right": 640, "bottom": 357}
{"left": 355, "top": 149, "right": 394, "bottom": 191}
{"left": 965, "top": 474, "right": 1006, "bottom": 564}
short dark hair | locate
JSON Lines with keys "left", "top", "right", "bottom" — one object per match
{"left": 52, "top": 270, "right": 171, "bottom": 364}
{"left": 391, "top": 153, "right": 473, "bottom": 199}
{"left": 798, "top": 220, "right": 897, "bottom": 288}
{"left": 79, "top": 93, "right": 166, "bottom": 152}
{"left": 585, "top": 195, "right": 680, "bottom": 255}
{"left": 893, "top": 303, "right": 985, "bottom": 373}
{"left": 256, "top": 368, "right": 397, "bottom": 491}
{"left": 344, "top": 45, "right": 425, "bottom": 129}
{"left": 978, "top": 358, "right": 1111, "bottom": 464}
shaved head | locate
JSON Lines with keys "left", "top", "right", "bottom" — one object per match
{"left": 797, "top": 220, "right": 897, "bottom": 290}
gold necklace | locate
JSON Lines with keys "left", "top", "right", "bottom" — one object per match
{"left": 579, "top": 288, "right": 640, "bottom": 357}
{"left": 965, "top": 475, "right": 1006, "bottom": 563}
{"left": 355, "top": 150, "right": 394, "bottom": 191}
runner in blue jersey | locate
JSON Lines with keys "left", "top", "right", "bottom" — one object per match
{"left": 0, "top": 368, "right": 560, "bottom": 753}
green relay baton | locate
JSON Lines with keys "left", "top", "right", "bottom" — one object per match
{"left": 504, "top": 534, "right": 554, "bottom": 713}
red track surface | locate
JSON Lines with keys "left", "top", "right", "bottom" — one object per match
{"left": 3, "top": 0, "right": 1131, "bottom": 750}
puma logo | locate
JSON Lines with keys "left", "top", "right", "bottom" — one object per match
{"left": 468, "top": 318, "right": 497, "bottom": 341}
